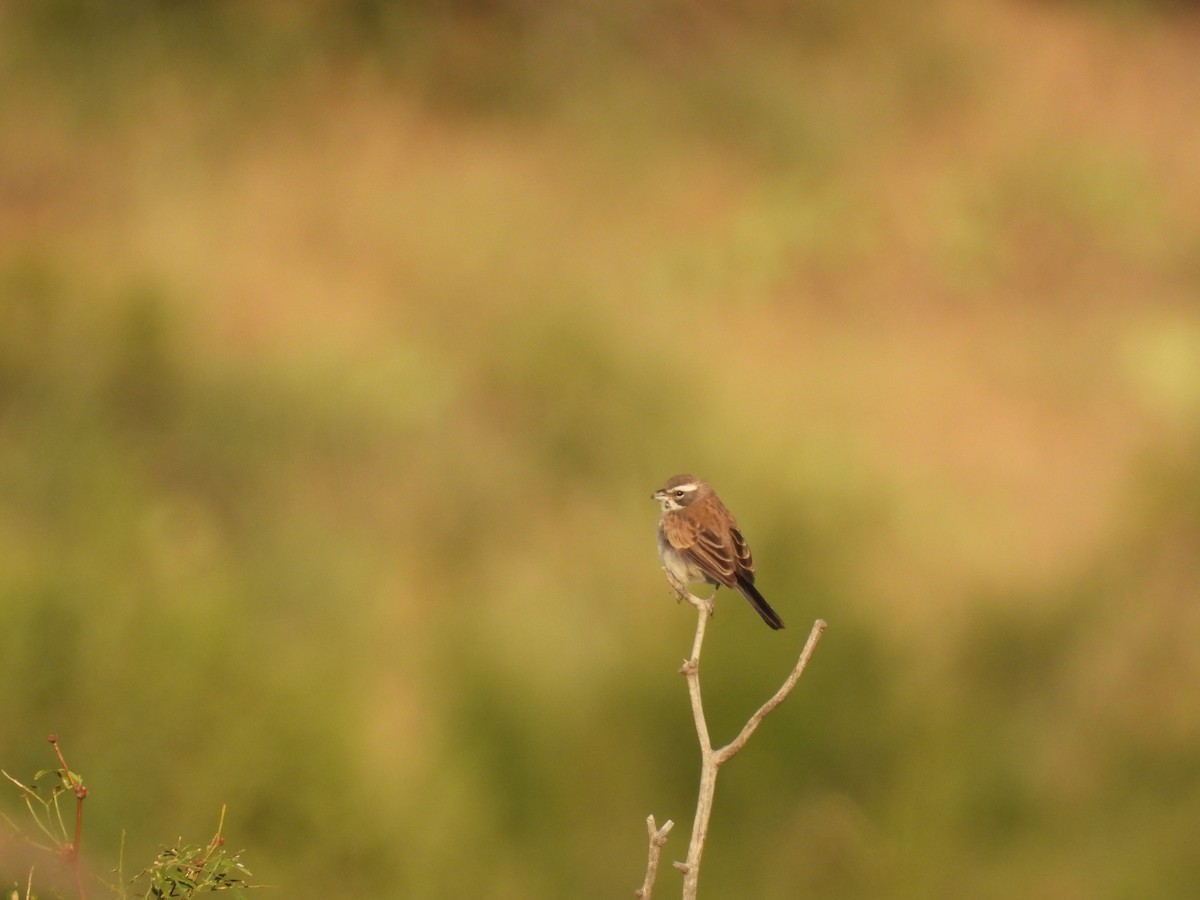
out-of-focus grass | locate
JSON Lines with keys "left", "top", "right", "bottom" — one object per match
{"left": 3, "top": 1, "right": 1200, "bottom": 897}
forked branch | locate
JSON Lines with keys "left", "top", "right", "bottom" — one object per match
{"left": 635, "top": 815, "right": 675, "bottom": 900}
{"left": 637, "top": 587, "right": 826, "bottom": 900}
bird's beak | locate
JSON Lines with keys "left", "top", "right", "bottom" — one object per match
{"left": 651, "top": 490, "right": 664, "bottom": 501}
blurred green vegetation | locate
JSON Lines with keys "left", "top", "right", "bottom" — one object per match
{"left": 3, "top": 1, "right": 1200, "bottom": 897}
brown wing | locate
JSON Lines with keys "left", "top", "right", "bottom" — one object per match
{"left": 729, "top": 525, "right": 756, "bottom": 583}
{"left": 662, "top": 509, "right": 739, "bottom": 589}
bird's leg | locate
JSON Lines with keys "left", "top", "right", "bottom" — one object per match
{"left": 663, "top": 567, "right": 689, "bottom": 602}
{"left": 664, "top": 570, "right": 715, "bottom": 616}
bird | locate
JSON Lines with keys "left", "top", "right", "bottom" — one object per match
{"left": 652, "top": 474, "right": 784, "bottom": 630}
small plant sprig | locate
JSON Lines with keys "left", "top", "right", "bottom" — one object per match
{"left": 1, "top": 734, "right": 89, "bottom": 900}
{"left": 127, "top": 805, "right": 254, "bottom": 899}
{"left": 3, "top": 737, "right": 258, "bottom": 899}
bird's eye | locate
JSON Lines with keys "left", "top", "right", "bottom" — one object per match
{"left": 674, "top": 489, "right": 685, "bottom": 498}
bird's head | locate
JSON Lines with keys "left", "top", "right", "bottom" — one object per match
{"left": 652, "top": 474, "right": 709, "bottom": 512}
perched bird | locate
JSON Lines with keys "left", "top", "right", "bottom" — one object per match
{"left": 652, "top": 474, "right": 784, "bottom": 630}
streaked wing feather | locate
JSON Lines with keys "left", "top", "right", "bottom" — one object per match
{"left": 686, "top": 528, "right": 737, "bottom": 586}
{"left": 730, "top": 526, "right": 755, "bottom": 581}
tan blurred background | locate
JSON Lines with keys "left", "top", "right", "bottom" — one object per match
{"left": 3, "top": 1, "right": 1200, "bottom": 896}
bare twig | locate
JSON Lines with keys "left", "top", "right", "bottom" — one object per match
{"left": 714, "top": 620, "right": 827, "bottom": 766}
{"left": 643, "top": 588, "right": 826, "bottom": 900}
{"left": 634, "top": 815, "right": 675, "bottom": 899}
{"left": 48, "top": 734, "right": 88, "bottom": 900}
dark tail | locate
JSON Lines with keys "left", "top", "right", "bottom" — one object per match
{"left": 735, "top": 576, "right": 785, "bottom": 630}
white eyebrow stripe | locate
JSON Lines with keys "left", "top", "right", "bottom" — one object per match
{"left": 675, "top": 483, "right": 699, "bottom": 492}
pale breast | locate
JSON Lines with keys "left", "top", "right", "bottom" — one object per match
{"left": 658, "top": 526, "right": 706, "bottom": 585}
